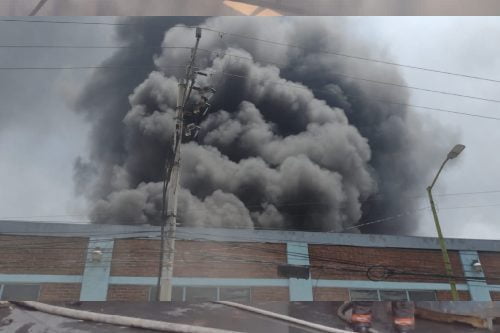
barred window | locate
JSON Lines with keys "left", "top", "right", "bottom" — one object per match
{"left": 149, "top": 286, "right": 183, "bottom": 301}
{"left": 0, "top": 284, "right": 40, "bottom": 301}
{"left": 349, "top": 289, "right": 379, "bottom": 301}
{"left": 408, "top": 290, "right": 437, "bottom": 301}
{"left": 185, "top": 287, "right": 218, "bottom": 302}
{"left": 219, "top": 287, "right": 251, "bottom": 302}
{"left": 379, "top": 290, "right": 408, "bottom": 301}
{"left": 149, "top": 286, "right": 252, "bottom": 301}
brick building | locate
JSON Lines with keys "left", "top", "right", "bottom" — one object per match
{"left": 0, "top": 220, "right": 499, "bottom": 302}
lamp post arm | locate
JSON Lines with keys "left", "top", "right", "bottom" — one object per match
{"left": 429, "top": 157, "right": 449, "bottom": 190}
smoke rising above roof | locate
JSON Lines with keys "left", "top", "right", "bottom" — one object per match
{"left": 74, "top": 17, "right": 453, "bottom": 234}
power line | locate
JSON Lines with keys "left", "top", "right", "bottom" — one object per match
{"left": 4, "top": 44, "right": 499, "bottom": 106}
{"left": 3, "top": 229, "right": 500, "bottom": 286}
{"left": 0, "top": 46, "right": 498, "bottom": 119}
{"left": 1, "top": 234, "right": 495, "bottom": 286}
{"left": 215, "top": 71, "right": 500, "bottom": 121}
{"left": 0, "top": 208, "right": 424, "bottom": 233}
{"left": 0, "top": 45, "right": 194, "bottom": 50}
{"left": 436, "top": 190, "right": 500, "bottom": 197}
{"left": 2, "top": 200, "right": 500, "bottom": 233}
{"left": 366, "top": 97, "right": 500, "bottom": 121}
{"left": 0, "top": 65, "right": 185, "bottom": 71}
{"left": 208, "top": 51, "right": 500, "bottom": 104}
{"left": 199, "top": 26, "right": 500, "bottom": 84}
{"left": 2, "top": 19, "right": 499, "bottom": 84}
{"left": 0, "top": 189, "right": 499, "bottom": 221}
{"left": 217, "top": 64, "right": 500, "bottom": 104}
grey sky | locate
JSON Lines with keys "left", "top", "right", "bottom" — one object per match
{"left": 0, "top": 17, "right": 499, "bottom": 239}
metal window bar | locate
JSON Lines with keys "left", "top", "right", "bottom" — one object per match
{"left": 0, "top": 284, "right": 40, "bottom": 301}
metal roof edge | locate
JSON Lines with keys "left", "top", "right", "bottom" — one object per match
{"left": 0, "top": 220, "right": 499, "bottom": 252}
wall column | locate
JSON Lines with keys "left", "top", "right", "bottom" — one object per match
{"left": 80, "top": 237, "right": 114, "bottom": 301}
{"left": 459, "top": 250, "right": 491, "bottom": 301}
{"left": 287, "top": 242, "right": 313, "bottom": 301}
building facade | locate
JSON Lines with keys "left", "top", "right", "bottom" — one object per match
{"left": 1, "top": 220, "right": 499, "bottom": 302}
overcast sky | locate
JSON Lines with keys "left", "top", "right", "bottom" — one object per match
{"left": 0, "top": 17, "right": 499, "bottom": 239}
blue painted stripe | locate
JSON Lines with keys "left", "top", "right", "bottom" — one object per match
{"left": 287, "top": 242, "right": 313, "bottom": 301}
{"left": 0, "top": 274, "right": 482, "bottom": 295}
{"left": 484, "top": 284, "right": 500, "bottom": 291}
{"left": 315, "top": 279, "right": 469, "bottom": 291}
{"left": 0, "top": 274, "right": 82, "bottom": 284}
{"left": 80, "top": 238, "right": 114, "bottom": 301}
{"left": 109, "top": 276, "right": 289, "bottom": 287}
{"left": 459, "top": 250, "right": 491, "bottom": 301}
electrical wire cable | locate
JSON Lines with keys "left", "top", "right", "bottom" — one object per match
{"left": 1, "top": 188, "right": 500, "bottom": 222}
{"left": 2, "top": 45, "right": 499, "bottom": 105}
{"left": 2, "top": 240, "right": 500, "bottom": 287}
{"left": 6, "top": 233, "right": 492, "bottom": 284}
{"left": 0, "top": 45, "right": 498, "bottom": 120}
{"left": 3, "top": 198, "right": 498, "bottom": 234}
{"left": 3, "top": 219, "right": 500, "bottom": 285}
{"left": 199, "top": 26, "right": 500, "bottom": 84}
{"left": 0, "top": 65, "right": 186, "bottom": 71}
{"left": 1, "top": 19, "right": 499, "bottom": 84}
{"left": 214, "top": 71, "right": 500, "bottom": 121}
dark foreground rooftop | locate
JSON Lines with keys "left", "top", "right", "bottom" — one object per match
{"left": 3, "top": 0, "right": 500, "bottom": 16}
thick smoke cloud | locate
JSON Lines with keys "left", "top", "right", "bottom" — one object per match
{"left": 74, "top": 17, "right": 452, "bottom": 234}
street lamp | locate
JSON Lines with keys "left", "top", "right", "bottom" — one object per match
{"left": 427, "top": 144, "right": 465, "bottom": 301}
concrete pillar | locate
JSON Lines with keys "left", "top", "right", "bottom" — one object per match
{"left": 459, "top": 250, "right": 491, "bottom": 301}
{"left": 286, "top": 242, "right": 313, "bottom": 301}
{"left": 80, "top": 237, "right": 114, "bottom": 301}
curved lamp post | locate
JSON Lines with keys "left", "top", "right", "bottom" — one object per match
{"left": 427, "top": 144, "right": 465, "bottom": 301}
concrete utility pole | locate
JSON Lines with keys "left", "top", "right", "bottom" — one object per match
{"left": 427, "top": 144, "right": 465, "bottom": 301}
{"left": 158, "top": 27, "right": 202, "bottom": 301}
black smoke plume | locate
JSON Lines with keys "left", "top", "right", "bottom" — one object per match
{"left": 74, "top": 17, "right": 453, "bottom": 234}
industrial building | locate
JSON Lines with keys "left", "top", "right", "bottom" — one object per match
{"left": 0, "top": 220, "right": 499, "bottom": 302}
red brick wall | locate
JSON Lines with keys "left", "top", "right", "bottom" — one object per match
{"left": 38, "top": 283, "right": 82, "bottom": 302}
{"left": 313, "top": 287, "right": 349, "bottom": 301}
{"left": 436, "top": 290, "right": 471, "bottom": 301}
{"left": 111, "top": 239, "right": 287, "bottom": 278}
{"left": 107, "top": 285, "right": 150, "bottom": 301}
{"left": 490, "top": 292, "right": 500, "bottom": 301}
{"left": 251, "top": 287, "right": 289, "bottom": 301}
{"left": 478, "top": 252, "right": 500, "bottom": 284}
{"left": 309, "top": 245, "right": 464, "bottom": 283}
{"left": 0, "top": 236, "right": 88, "bottom": 275}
